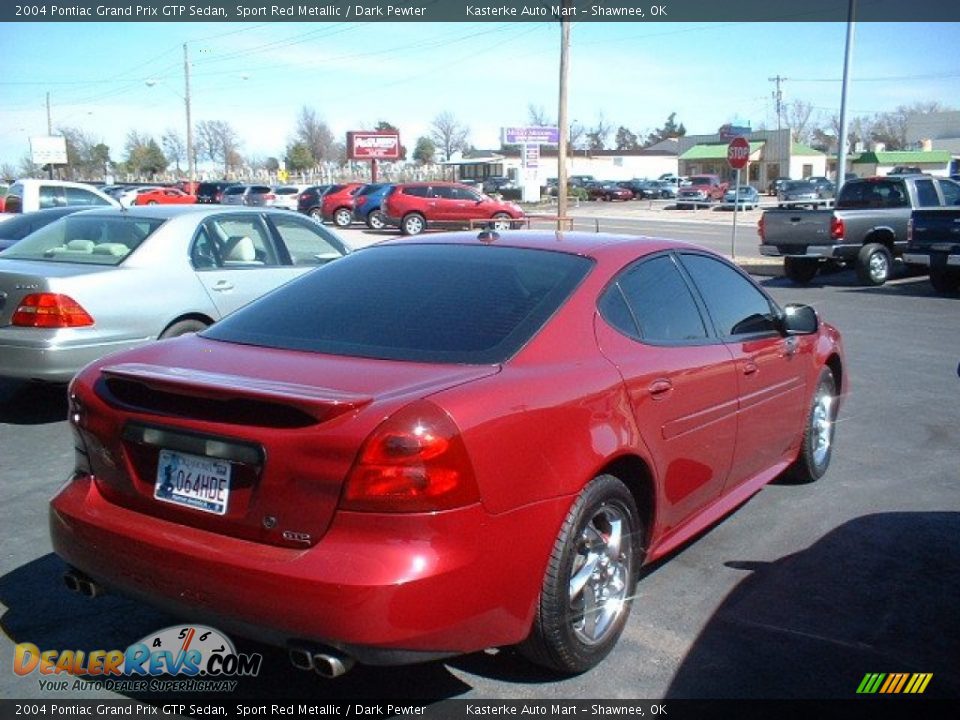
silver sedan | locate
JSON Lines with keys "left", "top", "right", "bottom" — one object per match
{"left": 0, "top": 206, "right": 350, "bottom": 382}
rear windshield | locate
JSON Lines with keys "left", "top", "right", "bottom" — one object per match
{"left": 204, "top": 244, "right": 593, "bottom": 364}
{"left": 836, "top": 179, "right": 908, "bottom": 209}
{"left": 222, "top": 186, "right": 247, "bottom": 195}
{"left": 0, "top": 214, "right": 165, "bottom": 265}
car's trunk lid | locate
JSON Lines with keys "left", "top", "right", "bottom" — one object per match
{"left": 0, "top": 260, "right": 110, "bottom": 326}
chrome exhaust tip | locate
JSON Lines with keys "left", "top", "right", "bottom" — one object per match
{"left": 312, "top": 652, "right": 354, "bottom": 679}
{"left": 288, "top": 648, "right": 314, "bottom": 672}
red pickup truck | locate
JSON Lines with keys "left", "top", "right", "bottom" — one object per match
{"left": 676, "top": 175, "right": 729, "bottom": 208}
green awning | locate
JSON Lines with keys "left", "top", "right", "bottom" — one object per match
{"left": 679, "top": 141, "right": 765, "bottom": 161}
{"left": 852, "top": 150, "right": 952, "bottom": 165}
{"left": 791, "top": 142, "right": 825, "bottom": 156}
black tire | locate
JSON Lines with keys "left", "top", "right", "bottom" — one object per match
{"left": 366, "top": 210, "right": 386, "bottom": 230}
{"left": 146, "top": 200, "right": 159, "bottom": 205}
{"left": 520, "top": 474, "right": 642, "bottom": 674}
{"left": 159, "top": 319, "right": 208, "bottom": 340}
{"left": 786, "top": 367, "right": 838, "bottom": 483}
{"left": 333, "top": 207, "right": 353, "bottom": 228}
{"left": 929, "top": 269, "right": 960, "bottom": 294}
{"left": 401, "top": 213, "right": 426, "bottom": 236}
{"left": 308, "top": 207, "right": 322, "bottom": 221}
{"left": 491, "top": 213, "right": 512, "bottom": 231}
{"left": 855, "top": 243, "right": 893, "bottom": 286}
{"left": 783, "top": 257, "right": 819, "bottom": 284}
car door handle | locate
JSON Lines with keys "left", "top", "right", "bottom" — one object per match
{"left": 743, "top": 361, "right": 759, "bottom": 376}
{"left": 212, "top": 281, "right": 234, "bottom": 292}
{"left": 648, "top": 379, "right": 673, "bottom": 399}
{"left": 782, "top": 337, "right": 799, "bottom": 357}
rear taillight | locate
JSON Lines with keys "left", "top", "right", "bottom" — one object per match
{"left": 12, "top": 293, "right": 94, "bottom": 328}
{"left": 341, "top": 401, "right": 480, "bottom": 513}
{"left": 356, "top": 196, "right": 368, "bottom": 207}
{"left": 264, "top": 194, "right": 276, "bottom": 201}
{"left": 757, "top": 215, "right": 765, "bottom": 240}
{"left": 830, "top": 216, "right": 845, "bottom": 240}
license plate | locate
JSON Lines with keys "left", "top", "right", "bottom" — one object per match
{"left": 154, "top": 449, "right": 231, "bottom": 515}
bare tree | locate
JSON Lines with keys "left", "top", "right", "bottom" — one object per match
{"left": 527, "top": 104, "right": 552, "bottom": 126}
{"left": 569, "top": 120, "right": 586, "bottom": 150}
{"left": 429, "top": 111, "right": 470, "bottom": 161}
{"left": 162, "top": 129, "right": 186, "bottom": 173}
{"left": 196, "top": 120, "right": 241, "bottom": 177}
{"left": 585, "top": 114, "right": 612, "bottom": 152}
{"left": 0, "top": 162, "right": 17, "bottom": 181}
{"left": 295, "top": 107, "right": 336, "bottom": 164}
{"left": 785, "top": 100, "right": 815, "bottom": 144}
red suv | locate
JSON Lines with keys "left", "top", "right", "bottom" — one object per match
{"left": 381, "top": 182, "right": 524, "bottom": 235}
{"left": 322, "top": 183, "right": 364, "bottom": 228}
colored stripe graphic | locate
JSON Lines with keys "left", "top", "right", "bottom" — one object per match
{"left": 857, "top": 672, "right": 932, "bottom": 694}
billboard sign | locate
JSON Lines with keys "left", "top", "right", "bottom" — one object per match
{"left": 29, "top": 136, "right": 68, "bottom": 165}
{"left": 347, "top": 131, "right": 401, "bottom": 160}
{"left": 502, "top": 126, "right": 560, "bottom": 145}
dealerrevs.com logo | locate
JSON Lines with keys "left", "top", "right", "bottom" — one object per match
{"left": 14, "top": 625, "right": 262, "bottom": 693}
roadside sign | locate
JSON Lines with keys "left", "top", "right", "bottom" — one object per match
{"left": 346, "top": 131, "right": 401, "bottom": 160}
{"left": 727, "top": 137, "right": 750, "bottom": 170}
{"left": 29, "top": 136, "right": 67, "bottom": 165}
{"left": 502, "top": 127, "right": 560, "bottom": 145}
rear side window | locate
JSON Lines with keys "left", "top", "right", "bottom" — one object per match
{"left": 836, "top": 180, "right": 908, "bottom": 209}
{"left": 914, "top": 179, "right": 939, "bottom": 208}
{"left": 5, "top": 183, "right": 24, "bottom": 213}
{"left": 599, "top": 255, "right": 707, "bottom": 344}
{"left": 204, "top": 245, "right": 593, "bottom": 364}
{"left": 65, "top": 186, "right": 111, "bottom": 206}
{"left": 402, "top": 186, "right": 430, "bottom": 197}
{"left": 938, "top": 179, "right": 960, "bottom": 206}
{"left": 39, "top": 185, "right": 65, "bottom": 209}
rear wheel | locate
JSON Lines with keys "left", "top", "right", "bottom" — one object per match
{"left": 401, "top": 213, "right": 426, "bottom": 236}
{"left": 333, "top": 207, "right": 353, "bottom": 228}
{"left": 146, "top": 200, "right": 159, "bottom": 205}
{"left": 855, "top": 243, "right": 893, "bottom": 286}
{"left": 520, "top": 474, "right": 641, "bottom": 674}
{"left": 308, "top": 207, "right": 322, "bottom": 221}
{"left": 929, "top": 269, "right": 960, "bottom": 294}
{"left": 366, "top": 210, "right": 386, "bottom": 230}
{"left": 783, "top": 257, "right": 819, "bottom": 284}
{"left": 787, "top": 367, "right": 838, "bottom": 483}
{"left": 159, "top": 319, "right": 208, "bottom": 340}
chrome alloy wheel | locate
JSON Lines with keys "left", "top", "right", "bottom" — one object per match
{"left": 868, "top": 251, "right": 889, "bottom": 284}
{"left": 568, "top": 505, "right": 632, "bottom": 645}
{"left": 811, "top": 391, "right": 834, "bottom": 467}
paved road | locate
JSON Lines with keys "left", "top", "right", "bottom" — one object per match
{"left": 1, "top": 272, "right": 957, "bottom": 703}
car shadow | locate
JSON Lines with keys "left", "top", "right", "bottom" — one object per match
{"left": 665, "top": 512, "right": 960, "bottom": 698}
{"left": 0, "top": 379, "right": 68, "bottom": 425}
{"left": 0, "top": 554, "right": 473, "bottom": 702}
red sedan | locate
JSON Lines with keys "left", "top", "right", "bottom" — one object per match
{"left": 133, "top": 187, "right": 197, "bottom": 206}
{"left": 51, "top": 231, "right": 845, "bottom": 676}
{"left": 321, "top": 182, "right": 364, "bottom": 228}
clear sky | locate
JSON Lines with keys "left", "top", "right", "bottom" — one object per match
{"left": 1, "top": 19, "right": 958, "bottom": 170}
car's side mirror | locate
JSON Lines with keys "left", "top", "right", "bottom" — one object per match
{"left": 778, "top": 303, "right": 819, "bottom": 335}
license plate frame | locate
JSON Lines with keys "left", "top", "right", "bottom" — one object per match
{"left": 154, "top": 449, "right": 232, "bottom": 516}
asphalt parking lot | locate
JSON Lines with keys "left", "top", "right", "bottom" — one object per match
{"left": 1, "top": 263, "right": 957, "bottom": 703}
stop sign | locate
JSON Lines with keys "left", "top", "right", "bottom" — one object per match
{"left": 727, "top": 137, "right": 750, "bottom": 170}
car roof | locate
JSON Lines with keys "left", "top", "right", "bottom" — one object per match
{"left": 61, "top": 205, "right": 297, "bottom": 220}
{"left": 376, "top": 230, "right": 695, "bottom": 261}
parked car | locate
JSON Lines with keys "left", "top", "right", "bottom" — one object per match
{"left": 759, "top": 175, "right": 960, "bottom": 285}
{"left": 904, "top": 204, "right": 960, "bottom": 294}
{"left": 586, "top": 181, "right": 633, "bottom": 202}
{"left": 115, "top": 186, "right": 163, "bottom": 208}
{"left": 676, "top": 175, "right": 728, "bottom": 208}
{"left": 0, "top": 206, "right": 88, "bottom": 252}
{"left": 196, "top": 181, "right": 239, "bottom": 204}
{"left": 133, "top": 187, "right": 197, "bottom": 206}
{"left": 351, "top": 183, "right": 393, "bottom": 230}
{"left": 381, "top": 182, "right": 524, "bottom": 235}
{"left": 481, "top": 176, "right": 516, "bottom": 194}
{"left": 322, "top": 183, "right": 365, "bottom": 228}
{"left": 220, "top": 184, "right": 276, "bottom": 207}
{"left": 0, "top": 206, "right": 350, "bottom": 382}
{"left": 808, "top": 177, "right": 836, "bottom": 200}
{"left": 767, "top": 176, "right": 791, "bottom": 196}
{"left": 297, "top": 185, "right": 333, "bottom": 219}
{"left": 2, "top": 179, "right": 119, "bottom": 214}
{"left": 618, "top": 180, "right": 661, "bottom": 199}
{"left": 49, "top": 230, "right": 845, "bottom": 678}
{"left": 568, "top": 175, "right": 595, "bottom": 188}
{"left": 777, "top": 180, "right": 824, "bottom": 208}
{"left": 270, "top": 185, "right": 310, "bottom": 212}
{"left": 720, "top": 185, "right": 761, "bottom": 210}
{"left": 654, "top": 179, "right": 680, "bottom": 199}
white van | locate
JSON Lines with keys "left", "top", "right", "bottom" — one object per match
{"left": 2, "top": 179, "right": 119, "bottom": 214}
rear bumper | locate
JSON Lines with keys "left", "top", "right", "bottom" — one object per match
{"left": 0, "top": 332, "right": 150, "bottom": 383}
{"left": 50, "top": 474, "right": 565, "bottom": 664}
{"left": 759, "top": 243, "right": 860, "bottom": 260}
{"left": 903, "top": 252, "right": 960, "bottom": 267}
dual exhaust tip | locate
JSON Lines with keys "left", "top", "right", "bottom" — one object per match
{"left": 64, "top": 569, "right": 353, "bottom": 679}
{"left": 289, "top": 647, "right": 355, "bottom": 678}
{"left": 63, "top": 569, "right": 103, "bottom": 598}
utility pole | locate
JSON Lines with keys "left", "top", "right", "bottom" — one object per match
{"left": 557, "top": 0, "right": 571, "bottom": 232}
{"left": 184, "top": 42, "right": 196, "bottom": 184}
{"left": 769, "top": 75, "right": 787, "bottom": 177}
{"left": 46, "top": 91, "right": 54, "bottom": 179}
{"left": 836, "top": 0, "right": 856, "bottom": 186}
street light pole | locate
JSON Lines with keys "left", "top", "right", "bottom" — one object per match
{"left": 557, "top": 1, "right": 571, "bottom": 232}
{"left": 836, "top": 0, "right": 856, "bottom": 186}
{"left": 184, "top": 42, "right": 195, "bottom": 184}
